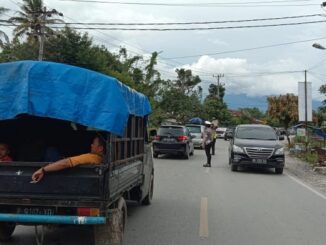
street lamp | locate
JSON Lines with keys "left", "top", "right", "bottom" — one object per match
{"left": 312, "top": 43, "right": 326, "bottom": 50}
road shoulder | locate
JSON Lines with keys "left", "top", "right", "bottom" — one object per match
{"left": 285, "top": 151, "right": 326, "bottom": 195}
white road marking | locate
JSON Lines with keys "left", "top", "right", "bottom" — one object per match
{"left": 199, "top": 197, "right": 209, "bottom": 238}
{"left": 286, "top": 173, "right": 326, "bottom": 201}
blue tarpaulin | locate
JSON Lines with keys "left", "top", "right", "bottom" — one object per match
{"left": 0, "top": 61, "right": 152, "bottom": 136}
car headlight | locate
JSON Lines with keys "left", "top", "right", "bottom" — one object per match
{"left": 233, "top": 145, "right": 244, "bottom": 153}
{"left": 275, "top": 147, "right": 284, "bottom": 155}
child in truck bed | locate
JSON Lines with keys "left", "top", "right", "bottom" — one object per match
{"left": 0, "top": 143, "right": 12, "bottom": 162}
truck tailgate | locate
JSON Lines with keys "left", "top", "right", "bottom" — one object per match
{"left": 0, "top": 163, "right": 105, "bottom": 200}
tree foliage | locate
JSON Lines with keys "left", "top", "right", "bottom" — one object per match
{"left": 267, "top": 94, "right": 298, "bottom": 129}
{"left": 9, "top": 0, "right": 64, "bottom": 39}
{"left": 0, "top": 7, "right": 9, "bottom": 47}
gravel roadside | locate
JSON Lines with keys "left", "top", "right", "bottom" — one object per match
{"left": 285, "top": 151, "right": 326, "bottom": 195}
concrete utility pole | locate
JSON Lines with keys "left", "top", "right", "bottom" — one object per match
{"left": 213, "top": 74, "right": 224, "bottom": 99}
{"left": 304, "top": 70, "right": 308, "bottom": 152}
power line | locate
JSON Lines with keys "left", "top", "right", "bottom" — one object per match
{"left": 59, "top": 0, "right": 318, "bottom": 7}
{"left": 11, "top": 13, "right": 322, "bottom": 26}
{"left": 166, "top": 36, "right": 326, "bottom": 59}
{"left": 41, "top": 20, "right": 326, "bottom": 31}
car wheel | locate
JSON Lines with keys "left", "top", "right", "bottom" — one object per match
{"left": 153, "top": 152, "right": 158, "bottom": 158}
{"left": 275, "top": 167, "right": 283, "bottom": 174}
{"left": 231, "top": 164, "right": 238, "bottom": 172}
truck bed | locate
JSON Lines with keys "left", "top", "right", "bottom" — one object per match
{"left": 0, "top": 162, "right": 105, "bottom": 202}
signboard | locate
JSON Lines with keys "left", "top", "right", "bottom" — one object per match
{"left": 298, "top": 82, "right": 312, "bottom": 122}
{"left": 297, "top": 128, "right": 306, "bottom": 137}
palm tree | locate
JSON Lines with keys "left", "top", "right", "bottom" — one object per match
{"left": 9, "top": 0, "right": 63, "bottom": 39}
{"left": 0, "top": 7, "right": 9, "bottom": 47}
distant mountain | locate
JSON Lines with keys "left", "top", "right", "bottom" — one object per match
{"left": 224, "top": 94, "right": 323, "bottom": 112}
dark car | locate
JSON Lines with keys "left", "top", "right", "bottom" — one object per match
{"left": 152, "top": 125, "right": 194, "bottom": 159}
{"left": 224, "top": 127, "right": 235, "bottom": 141}
{"left": 228, "top": 124, "right": 285, "bottom": 174}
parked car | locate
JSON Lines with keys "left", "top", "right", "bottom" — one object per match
{"left": 228, "top": 124, "right": 285, "bottom": 174}
{"left": 153, "top": 125, "right": 194, "bottom": 159}
{"left": 216, "top": 127, "right": 227, "bottom": 138}
{"left": 186, "top": 124, "right": 205, "bottom": 148}
{"left": 224, "top": 127, "right": 235, "bottom": 141}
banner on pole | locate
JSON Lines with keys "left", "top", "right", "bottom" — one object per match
{"left": 298, "top": 82, "right": 312, "bottom": 122}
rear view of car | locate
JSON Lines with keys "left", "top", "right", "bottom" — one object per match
{"left": 152, "top": 125, "right": 194, "bottom": 159}
{"left": 186, "top": 124, "right": 204, "bottom": 148}
{"left": 216, "top": 127, "right": 227, "bottom": 138}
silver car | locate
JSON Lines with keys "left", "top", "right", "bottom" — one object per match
{"left": 186, "top": 124, "right": 205, "bottom": 149}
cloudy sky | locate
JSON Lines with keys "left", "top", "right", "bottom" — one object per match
{"left": 2, "top": 0, "right": 326, "bottom": 104}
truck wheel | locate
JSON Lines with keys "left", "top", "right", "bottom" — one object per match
{"left": 275, "top": 168, "right": 283, "bottom": 174}
{"left": 94, "top": 198, "right": 127, "bottom": 245}
{"left": 231, "top": 164, "right": 238, "bottom": 172}
{"left": 0, "top": 222, "right": 16, "bottom": 241}
{"left": 153, "top": 152, "right": 158, "bottom": 158}
{"left": 142, "top": 173, "right": 154, "bottom": 205}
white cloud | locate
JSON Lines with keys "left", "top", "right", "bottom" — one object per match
{"left": 180, "top": 56, "right": 324, "bottom": 100}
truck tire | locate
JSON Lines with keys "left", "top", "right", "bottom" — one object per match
{"left": 142, "top": 173, "right": 154, "bottom": 205}
{"left": 153, "top": 152, "right": 158, "bottom": 158}
{"left": 94, "top": 198, "right": 127, "bottom": 245}
{"left": 275, "top": 167, "right": 283, "bottom": 174}
{"left": 0, "top": 222, "right": 16, "bottom": 241}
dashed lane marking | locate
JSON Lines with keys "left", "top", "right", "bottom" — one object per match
{"left": 199, "top": 197, "right": 209, "bottom": 238}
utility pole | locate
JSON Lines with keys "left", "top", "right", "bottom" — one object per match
{"left": 213, "top": 74, "right": 224, "bottom": 99}
{"left": 304, "top": 70, "right": 308, "bottom": 152}
{"left": 29, "top": 7, "right": 63, "bottom": 61}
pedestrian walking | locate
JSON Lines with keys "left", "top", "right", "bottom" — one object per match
{"left": 202, "top": 121, "right": 213, "bottom": 167}
{"left": 211, "top": 125, "right": 217, "bottom": 155}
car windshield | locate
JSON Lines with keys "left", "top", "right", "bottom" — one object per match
{"left": 236, "top": 127, "right": 277, "bottom": 140}
{"left": 158, "top": 127, "right": 185, "bottom": 136}
{"left": 186, "top": 126, "right": 201, "bottom": 134}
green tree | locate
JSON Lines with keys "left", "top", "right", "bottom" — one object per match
{"left": 267, "top": 94, "right": 298, "bottom": 143}
{"left": 0, "top": 7, "right": 9, "bottom": 47}
{"left": 206, "top": 83, "right": 225, "bottom": 101}
{"left": 173, "top": 68, "right": 201, "bottom": 95}
{"left": 9, "top": 0, "right": 63, "bottom": 39}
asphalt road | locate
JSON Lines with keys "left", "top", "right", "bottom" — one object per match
{"left": 6, "top": 140, "right": 326, "bottom": 245}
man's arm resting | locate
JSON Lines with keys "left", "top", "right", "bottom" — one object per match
{"left": 43, "top": 158, "right": 71, "bottom": 172}
{"left": 32, "top": 158, "right": 72, "bottom": 182}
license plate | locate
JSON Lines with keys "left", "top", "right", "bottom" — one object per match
{"left": 17, "top": 207, "right": 55, "bottom": 215}
{"left": 252, "top": 159, "right": 267, "bottom": 164}
{"left": 164, "top": 138, "right": 175, "bottom": 142}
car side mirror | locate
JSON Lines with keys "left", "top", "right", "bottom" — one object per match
{"left": 149, "top": 129, "right": 157, "bottom": 137}
{"left": 279, "top": 135, "right": 285, "bottom": 141}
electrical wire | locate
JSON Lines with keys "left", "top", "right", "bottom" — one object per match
{"left": 41, "top": 20, "right": 326, "bottom": 31}
{"left": 24, "top": 14, "right": 324, "bottom": 26}
{"left": 166, "top": 36, "right": 326, "bottom": 59}
{"left": 58, "top": 0, "right": 318, "bottom": 8}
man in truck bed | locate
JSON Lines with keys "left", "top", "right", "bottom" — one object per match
{"left": 32, "top": 136, "right": 104, "bottom": 182}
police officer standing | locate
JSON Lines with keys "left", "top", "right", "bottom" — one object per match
{"left": 202, "top": 121, "right": 213, "bottom": 167}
